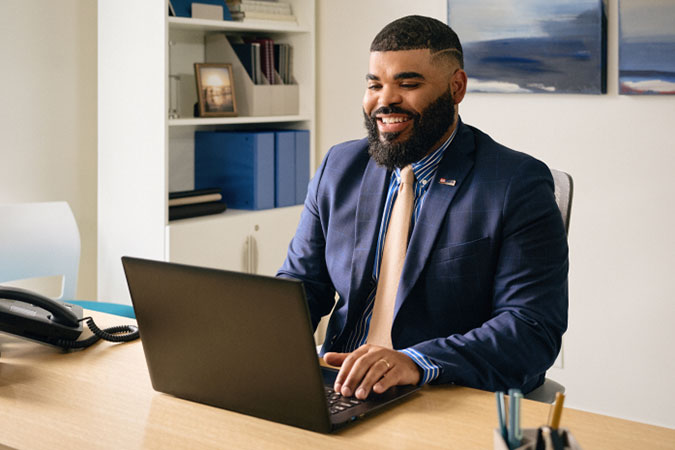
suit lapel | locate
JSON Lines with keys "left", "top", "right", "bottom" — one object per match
{"left": 394, "top": 123, "right": 476, "bottom": 317}
{"left": 348, "top": 157, "right": 389, "bottom": 316}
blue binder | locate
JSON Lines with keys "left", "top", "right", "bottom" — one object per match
{"left": 295, "top": 130, "right": 310, "bottom": 205}
{"left": 195, "top": 131, "right": 275, "bottom": 210}
{"left": 170, "top": 0, "right": 233, "bottom": 20}
{"left": 274, "top": 131, "right": 296, "bottom": 207}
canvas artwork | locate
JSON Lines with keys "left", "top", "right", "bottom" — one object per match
{"left": 447, "top": 0, "right": 606, "bottom": 94}
{"left": 619, "top": 0, "right": 675, "bottom": 95}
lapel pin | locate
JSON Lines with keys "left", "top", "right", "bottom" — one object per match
{"left": 439, "top": 178, "right": 456, "bottom": 186}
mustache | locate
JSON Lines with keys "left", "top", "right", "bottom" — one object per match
{"left": 369, "top": 105, "right": 418, "bottom": 119}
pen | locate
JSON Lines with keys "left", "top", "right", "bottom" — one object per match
{"left": 496, "top": 391, "right": 508, "bottom": 443}
{"left": 508, "top": 389, "right": 523, "bottom": 449}
{"left": 541, "top": 426, "right": 554, "bottom": 450}
{"left": 535, "top": 427, "right": 545, "bottom": 450}
{"left": 541, "top": 426, "right": 565, "bottom": 450}
{"left": 548, "top": 392, "right": 565, "bottom": 429}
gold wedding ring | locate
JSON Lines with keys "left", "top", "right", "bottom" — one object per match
{"left": 379, "top": 358, "right": 391, "bottom": 371}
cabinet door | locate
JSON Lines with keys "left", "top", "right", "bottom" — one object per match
{"left": 167, "top": 212, "right": 253, "bottom": 272}
{"left": 167, "top": 206, "right": 303, "bottom": 275}
{"left": 248, "top": 206, "right": 303, "bottom": 276}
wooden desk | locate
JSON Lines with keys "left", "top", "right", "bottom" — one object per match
{"left": 1, "top": 311, "right": 673, "bottom": 449}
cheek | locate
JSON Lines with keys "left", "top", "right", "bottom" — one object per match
{"left": 362, "top": 92, "right": 375, "bottom": 115}
{"left": 408, "top": 93, "right": 436, "bottom": 113}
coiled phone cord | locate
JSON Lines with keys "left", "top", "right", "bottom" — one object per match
{"left": 56, "top": 316, "right": 139, "bottom": 349}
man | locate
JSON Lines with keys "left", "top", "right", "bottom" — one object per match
{"left": 278, "top": 15, "right": 568, "bottom": 400}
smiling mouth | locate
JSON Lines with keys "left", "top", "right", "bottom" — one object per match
{"left": 377, "top": 115, "right": 412, "bottom": 135}
{"left": 380, "top": 116, "right": 410, "bottom": 124}
{"left": 377, "top": 114, "right": 412, "bottom": 133}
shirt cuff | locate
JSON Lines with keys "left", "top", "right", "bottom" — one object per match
{"left": 399, "top": 347, "right": 441, "bottom": 385}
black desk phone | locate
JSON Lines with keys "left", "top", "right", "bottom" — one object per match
{"left": 0, "top": 285, "right": 138, "bottom": 349}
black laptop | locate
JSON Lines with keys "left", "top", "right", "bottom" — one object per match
{"left": 121, "top": 256, "right": 420, "bottom": 432}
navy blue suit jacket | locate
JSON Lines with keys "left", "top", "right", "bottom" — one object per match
{"left": 278, "top": 121, "right": 568, "bottom": 393}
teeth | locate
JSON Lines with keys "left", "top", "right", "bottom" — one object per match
{"left": 381, "top": 116, "right": 409, "bottom": 124}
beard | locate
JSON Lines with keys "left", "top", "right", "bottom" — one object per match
{"left": 364, "top": 87, "right": 455, "bottom": 171}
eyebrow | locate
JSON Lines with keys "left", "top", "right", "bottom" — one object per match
{"left": 366, "top": 71, "right": 426, "bottom": 81}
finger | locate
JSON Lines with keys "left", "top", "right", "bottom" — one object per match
{"left": 355, "top": 358, "right": 392, "bottom": 400}
{"left": 323, "top": 352, "right": 347, "bottom": 366}
{"left": 372, "top": 367, "right": 399, "bottom": 394}
{"left": 373, "top": 353, "right": 421, "bottom": 394}
{"left": 335, "top": 347, "right": 371, "bottom": 396}
{"left": 323, "top": 352, "right": 348, "bottom": 394}
{"left": 340, "top": 349, "right": 385, "bottom": 397}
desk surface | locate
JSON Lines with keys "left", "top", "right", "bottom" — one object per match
{"left": 1, "top": 311, "right": 673, "bottom": 450}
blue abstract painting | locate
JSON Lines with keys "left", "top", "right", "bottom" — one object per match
{"left": 619, "top": 0, "right": 675, "bottom": 95}
{"left": 447, "top": 0, "right": 607, "bottom": 94}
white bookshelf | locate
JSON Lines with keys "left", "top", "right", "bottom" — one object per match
{"left": 98, "top": 0, "right": 315, "bottom": 304}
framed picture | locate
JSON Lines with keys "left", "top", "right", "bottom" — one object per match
{"left": 619, "top": 0, "right": 675, "bottom": 95}
{"left": 447, "top": 0, "right": 607, "bottom": 94}
{"left": 194, "top": 63, "right": 237, "bottom": 117}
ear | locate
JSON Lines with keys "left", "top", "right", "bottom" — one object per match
{"left": 451, "top": 69, "right": 468, "bottom": 104}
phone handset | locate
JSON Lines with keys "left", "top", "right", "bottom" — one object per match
{"left": 0, "top": 285, "right": 138, "bottom": 349}
{"left": 0, "top": 285, "right": 80, "bottom": 327}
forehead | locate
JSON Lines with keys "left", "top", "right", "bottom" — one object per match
{"left": 367, "top": 49, "right": 450, "bottom": 81}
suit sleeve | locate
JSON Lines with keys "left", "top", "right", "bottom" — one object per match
{"left": 409, "top": 159, "right": 569, "bottom": 393}
{"left": 277, "top": 149, "right": 337, "bottom": 330}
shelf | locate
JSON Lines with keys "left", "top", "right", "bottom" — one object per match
{"left": 167, "top": 205, "right": 303, "bottom": 229}
{"left": 168, "top": 16, "right": 310, "bottom": 33}
{"left": 169, "top": 115, "right": 311, "bottom": 127}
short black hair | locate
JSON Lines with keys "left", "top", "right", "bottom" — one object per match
{"left": 370, "top": 15, "right": 464, "bottom": 69}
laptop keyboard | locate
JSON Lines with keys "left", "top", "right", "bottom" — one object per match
{"left": 325, "top": 386, "right": 363, "bottom": 415}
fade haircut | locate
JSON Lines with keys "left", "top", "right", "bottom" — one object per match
{"left": 370, "top": 15, "right": 464, "bottom": 69}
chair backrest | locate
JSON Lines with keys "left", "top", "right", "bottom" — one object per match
{"left": 550, "top": 169, "right": 573, "bottom": 235}
{"left": 524, "top": 168, "right": 574, "bottom": 404}
{"left": 0, "top": 202, "right": 80, "bottom": 300}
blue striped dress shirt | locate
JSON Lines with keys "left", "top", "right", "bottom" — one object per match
{"left": 341, "top": 127, "right": 458, "bottom": 385}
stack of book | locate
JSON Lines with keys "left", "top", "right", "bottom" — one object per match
{"left": 226, "top": 0, "right": 296, "bottom": 22}
{"left": 230, "top": 37, "right": 293, "bottom": 85}
{"left": 275, "top": 42, "right": 292, "bottom": 85}
{"left": 248, "top": 38, "right": 276, "bottom": 85}
{"left": 169, "top": 188, "right": 227, "bottom": 221}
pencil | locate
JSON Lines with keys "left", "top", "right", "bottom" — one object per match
{"left": 548, "top": 392, "right": 565, "bottom": 429}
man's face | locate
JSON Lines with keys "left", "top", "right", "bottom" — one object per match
{"left": 363, "top": 49, "right": 466, "bottom": 170}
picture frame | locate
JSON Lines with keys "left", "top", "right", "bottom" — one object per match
{"left": 447, "top": 0, "right": 607, "bottom": 94}
{"left": 194, "top": 63, "right": 237, "bottom": 117}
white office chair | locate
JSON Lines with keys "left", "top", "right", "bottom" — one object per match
{"left": 0, "top": 202, "right": 80, "bottom": 300}
{"left": 524, "top": 169, "right": 573, "bottom": 404}
{"left": 0, "top": 201, "right": 134, "bottom": 318}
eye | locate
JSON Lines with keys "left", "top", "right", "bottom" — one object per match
{"left": 367, "top": 83, "right": 382, "bottom": 90}
{"left": 400, "top": 82, "right": 420, "bottom": 89}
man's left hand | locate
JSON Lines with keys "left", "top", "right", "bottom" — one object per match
{"left": 324, "top": 344, "right": 421, "bottom": 400}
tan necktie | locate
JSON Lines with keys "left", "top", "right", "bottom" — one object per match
{"left": 368, "top": 165, "right": 415, "bottom": 348}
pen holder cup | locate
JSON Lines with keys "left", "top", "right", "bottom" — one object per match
{"left": 493, "top": 428, "right": 582, "bottom": 450}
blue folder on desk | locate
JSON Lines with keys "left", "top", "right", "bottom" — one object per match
{"left": 195, "top": 131, "right": 275, "bottom": 210}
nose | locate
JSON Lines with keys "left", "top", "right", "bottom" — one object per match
{"left": 378, "top": 85, "right": 402, "bottom": 108}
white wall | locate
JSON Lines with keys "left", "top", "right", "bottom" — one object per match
{"left": 0, "top": 1, "right": 97, "bottom": 299}
{"left": 318, "top": 0, "right": 675, "bottom": 428}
